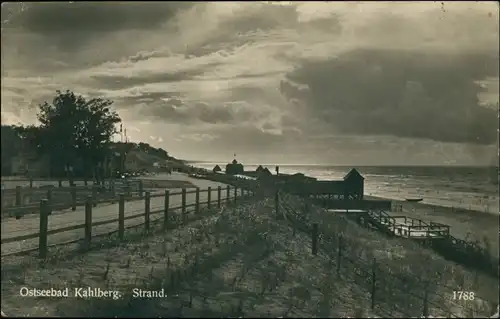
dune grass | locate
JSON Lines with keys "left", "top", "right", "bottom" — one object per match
{"left": 1, "top": 195, "right": 498, "bottom": 318}
{"left": 281, "top": 193, "right": 499, "bottom": 317}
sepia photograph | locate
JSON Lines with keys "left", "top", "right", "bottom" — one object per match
{"left": 1, "top": 1, "right": 499, "bottom": 317}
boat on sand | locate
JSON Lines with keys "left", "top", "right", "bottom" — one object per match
{"left": 405, "top": 198, "right": 423, "bottom": 203}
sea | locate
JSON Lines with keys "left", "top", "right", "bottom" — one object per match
{"left": 193, "top": 163, "right": 499, "bottom": 215}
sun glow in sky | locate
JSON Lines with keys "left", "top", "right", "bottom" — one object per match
{"left": 1, "top": 2, "right": 498, "bottom": 165}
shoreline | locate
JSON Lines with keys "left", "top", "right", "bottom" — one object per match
{"left": 367, "top": 195, "right": 499, "bottom": 218}
{"left": 366, "top": 195, "right": 499, "bottom": 258}
{"left": 193, "top": 166, "right": 498, "bottom": 256}
{"left": 365, "top": 187, "right": 498, "bottom": 215}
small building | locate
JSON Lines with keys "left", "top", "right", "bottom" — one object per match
{"left": 258, "top": 167, "right": 272, "bottom": 178}
{"left": 278, "top": 173, "right": 317, "bottom": 193}
{"left": 225, "top": 159, "right": 244, "bottom": 175}
{"left": 124, "top": 154, "right": 140, "bottom": 171}
{"left": 253, "top": 165, "right": 272, "bottom": 179}
{"left": 277, "top": 168, "right": 364, "bottom": 200}
{"left": 10, "top": 155, "right": 30, "bottom": 175}
{"left": 343, "top": 168, "right": 364, "bottom": 199}
{"left": 10, "top": 153, "right": 50, "bottom": 177}
{"left": 213, "top": 164, "right": 222, "bottom": 173}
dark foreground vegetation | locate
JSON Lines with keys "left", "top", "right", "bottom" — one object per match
{"left": 1, "top": 194, "right": 497, "bottom": 318}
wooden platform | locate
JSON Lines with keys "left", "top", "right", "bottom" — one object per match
{"left": 317, "top": 198, "right": 392, "bottom": 210}
{"left": 330, "top": 209, "right": 450, "bottom": 240}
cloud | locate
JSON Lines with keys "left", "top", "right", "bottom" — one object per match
{"left": 2, "top": 2, "right": 191, "bottom": 50}
{"left": 281, "top": 49, "right": 498, "bottom": 145}
{"left": 149, "top": 135, "right": 164, "bottom": 143}
{"left": 1, "top": 2, "right": 498, "bottom": 164}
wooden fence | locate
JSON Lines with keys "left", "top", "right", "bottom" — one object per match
{"left": 197, "top": 176, "right": 497, "bottom": 274}
{"left": 1, "top": 181, "right": 145, "bottom": 219}
{"left": 276, "top": 193, "right": 497, "bottom": 318}
{"left": 1, "top": 185, "right": 254, "bottom": 259}
{"left": 1, "top": 179, "right": 142, "bottom": 206}
{"left": 313, "top": 198, "right": 393, "bottom": 210}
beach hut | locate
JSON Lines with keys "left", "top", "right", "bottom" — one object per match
{"left": 343, "top": 168, "right": 364, "bottom": 199}
{"left": 213, "top": 164, "right": 222, "bottom": 173}
{"left": 225, "top": 159, "right": 244, "bottom": 175}
{"left": 256, "top": 166, "right": 272, "bottom": 179}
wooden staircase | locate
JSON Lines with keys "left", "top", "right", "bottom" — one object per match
{"left": 359, "top": 209, "right": 450, "bottom": 240}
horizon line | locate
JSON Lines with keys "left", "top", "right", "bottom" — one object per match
{"left": 185, "top": 161, "right": 498, "bottom": 168}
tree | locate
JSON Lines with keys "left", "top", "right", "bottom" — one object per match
{"left": 1, "top": 125, "right": 24, "bottom": 175}
{"left": 158, "top": 148, "right": 169, "bottom": 158}
{"left": 12, "top": 124, "right": 44, "bottom": 154}
{"left": 31, "top": 90, "right": 121, "bottom": 182}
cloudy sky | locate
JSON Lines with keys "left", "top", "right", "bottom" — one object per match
{"left": 1, "top": 2, "right": 499, "bottom": 165}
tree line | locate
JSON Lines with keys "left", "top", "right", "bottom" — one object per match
{"left": 1, "top": 90, "right": 172, "bottom": 183}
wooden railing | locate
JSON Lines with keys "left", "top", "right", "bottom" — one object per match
{"left": 1, "top": 179, "right": 142, "bottom": 209}
{"left": 368, "top": 209, "right": 396, "bottom": 228}
{"left": 1, "top": 182, "right": 145, "bottom": 219}
{"left": 1, "top": 185, "right": 254, "bottom": 258}
{"left": 275, "top": 193, "right": 498, "bottom": 317}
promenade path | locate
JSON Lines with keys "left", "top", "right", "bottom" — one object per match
{"left": 1, "top": 173, "right": 237, "bottom": 255}
{"left": 1, "top": 172, "right": 195, "bottom": 189}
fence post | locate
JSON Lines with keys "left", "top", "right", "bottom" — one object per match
{"left": 226, "top": 186, "right": 230, "bottom": 204}
{"left": 181, "top": 188, "right": 186, "bottom": 215}
{"left": 71, "top": 186, "right": 77, "bottom": 211}
{"left": 92, "top": 185, "right": 98, "bottom": 207}
{"left": 312, "top": 223, "right": 318, "bottom": 255}
{"left": 118, "top": 194, "right": 125, "bottom": 240}
{"left": 371, "top": 258, "right": 377, "bottom": 310}
{"left": 207, "top": 187, "right": 212, "bottom": 210}
{"left": 164, "top": 190, "right": 169, "bottom": 231}
{"left": 46, "top": 188, "right": 52, "bottom": 203}
{"left": 46, "top": 188, "right": 52, "bottom": 215}
{"left": 337, "top": 235, "right": 343, "bottom": 278}
{"left": 110, "top": 180, "right": 116, "bottom": 203}
{"left": 275, "top": 190, "right": 280, "bottom": 220}
{"left": 39, "top": 199, "right": 49, "bottom": 259}
{"left": 84, "top": 196, "right": 92, "bottom": 250}
{"left": 144, "top": 191, "right": 151, "bottom": 232}
{"left": 195, "top": 188, "right": 200, "bottom": 214}
{"left": 422, "top": 281, "right": 429, "bottom": 318}
{"left": 217, "top": 186, "right": 221, "bottom": 208}
{"left": 234, "top": 186, "right": 237, "bottom": 204}
{"left": 139, "top": 180, "right": 144, "bottom": 198}
{"left": 29, "top": 178, "right": 33, "bottom": 188}
{"left": 15, "top": 186, "right": 21, "bottom": 206}
{"left": 126, "top": 181, "right": 131, "bottom": 197}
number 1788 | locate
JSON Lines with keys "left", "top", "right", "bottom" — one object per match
{"left": 453, "top": 291, "right": 475, "bottom": 301}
